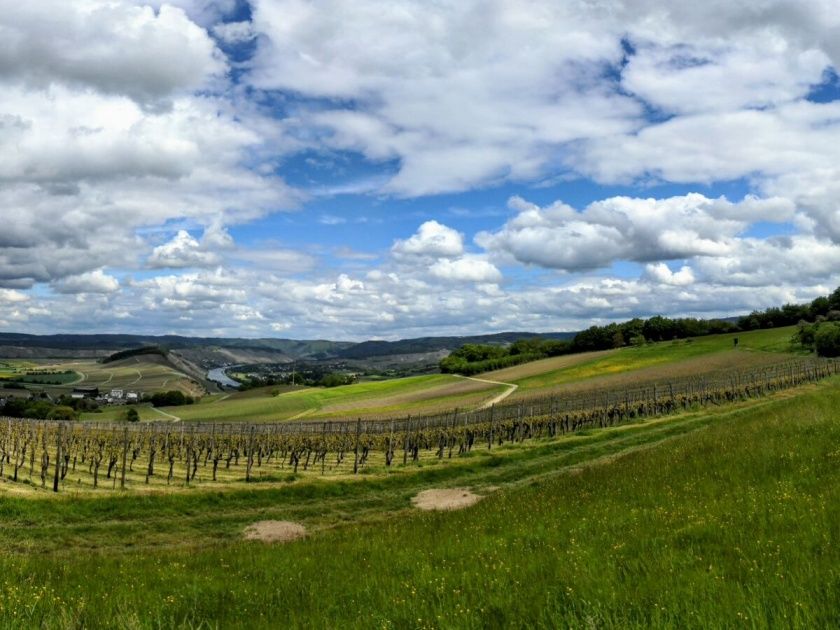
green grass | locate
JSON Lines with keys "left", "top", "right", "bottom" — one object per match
{"left": 170, "top": 374, "right": 503, "bottom": 422}
{"left": 80, "top": 404, "right": 175, "bottom": 422}
{"left": 497, "top": 326, "right": 802, "bottom": 392}
{"left": 10, "top": 371, "right": 79, "bottom": 385}
{"left": 0, "top": 360, "right": 39, "bottom": 379}
{"left": 153, "top": 327, "right": 805, "bottom": 424}
{"left": 0, "top": 378, "right": 837, "bottom": 627}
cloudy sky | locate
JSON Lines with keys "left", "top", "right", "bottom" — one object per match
{"left": 2, "top": 0, "right": 840, "bottom": 340}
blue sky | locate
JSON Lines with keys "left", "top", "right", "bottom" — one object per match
{"left": 1, "top": 1, "right": 840, "bottom": 339}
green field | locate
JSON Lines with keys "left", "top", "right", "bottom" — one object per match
{"left": 0, "top": 374, "right": 837, "bottom": 627}
{"left": 167, "top": 373, "right": 506, "bottom": 422}
{"left": 0, "top": 324, "right": 836, "bottom": 627}
{"left": 162, "top": 326, "right": 802, "bottom": 423}
{"left": 494, "top": 326, "right": 802, "bottom": 392}
{"left": 2, "top": 356, "right": 201, "bottom": 401}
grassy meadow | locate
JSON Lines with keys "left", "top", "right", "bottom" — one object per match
{"left": 166, "top": 373, "right": 505, "bottom": 423}
{"left": 496, "top": 325, "right": 802, "bottom": 393}
{"left": 0, "top": 376, "right": 837, "bottom": 627}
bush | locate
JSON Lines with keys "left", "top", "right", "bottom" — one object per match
{"left": 796, "top": 321, "right": 818, "bottom": 348}
{"left": 123, "top": 408, "right": 140, "bottom": 422}
{"left": 150, "top": 390, "right": 194, "bottom": 407}
{"left": 814, "top": 322, "right": 840, "bottom": 357}
{"left": 47, "top": 406, "right": 78, "bottom": 421}
{"left": 319, "top": 373, "right": 354, "bottom": 387}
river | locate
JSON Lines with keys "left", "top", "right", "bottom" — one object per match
{"left": 207, "top": 366, "right": 241, "bottom": 389}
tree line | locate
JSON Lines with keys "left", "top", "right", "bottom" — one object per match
{"left": 442, "top": 285, "right": 840, "bottom": 374}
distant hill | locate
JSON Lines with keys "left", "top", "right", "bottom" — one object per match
{"left": 0, "top": 330, "right": 577, "bottom": 365}
{"left": 335, "top": 331, "right": 576, "bottom": 359}
{"left": 0, "top": 333, "right": 353, "bottom": 359}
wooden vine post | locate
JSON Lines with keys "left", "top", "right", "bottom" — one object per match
{"left": 120, "top": 426, "right": 128, "bottom": 489}
{"left": 52, "top": 422, "right": 62, "bottom": 493}
{"left": 246, "top": 425, "right": 255, "bottom": 481}
{"left": 353, "top": 417, "right": 362, "bottom": 474}
{"left": 403, "top": 415, "right": 411, "bottom": 465}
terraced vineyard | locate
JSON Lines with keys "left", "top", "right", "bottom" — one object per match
{"left": 10, "top": 355, "right": 203, "bottom": 401}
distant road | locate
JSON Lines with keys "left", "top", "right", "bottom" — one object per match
{"left": 151, "top": 408, "right": 181, "bottom": 422}
{"left": 456, "top": 375, "right": 518, "bottom": 409}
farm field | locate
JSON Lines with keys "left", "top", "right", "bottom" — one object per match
{"left": 161, "top": 326, "right": 802, "bottom": 423}
{"left": 491, "top": 325, "right": 801, "bottom": 394}
{"left": 0, "top": 360, "right": 38, "bottom": 378}
{"left": 0, "top": 355, "right": 206, "bottom": 408}
{"left": 167, "top": 373, "right": 507, "bottom": 423}
{"left": 0, "top": 375, "right": 837, "bottom": 627}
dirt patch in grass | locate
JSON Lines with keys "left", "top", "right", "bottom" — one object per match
{"left": 412, "top": 488, "right": 482, "bottom": 511}
{"left": 244, "top": 520, "right": 307, "bottom": 543}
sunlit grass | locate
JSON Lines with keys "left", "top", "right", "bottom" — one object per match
{"left": 0, "top": 379, "right": 837, "bottom": 627}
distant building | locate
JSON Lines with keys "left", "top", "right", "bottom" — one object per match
{"left": 72, "top": 387, "right": 99, "bottom": 399}
{"left": 109, "top": 389, "right": 124, "bottom": 400}
{"left": 125, "top": 391, "right": 139, "bottom": 402}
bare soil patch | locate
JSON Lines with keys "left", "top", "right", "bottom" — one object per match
{"left": 243, "top": 520, "right": 307, "bottom": 543}
{"left": 412, "top": 488, "right": 482, "bottom": 511}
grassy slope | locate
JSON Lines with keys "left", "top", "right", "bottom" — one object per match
{"left": 161, "top": 327, "right": 802, "bottom": 423}
{"left": 169, "top": 374, "right": 505, "bottom": 422}
{"left": 494, "top": 326, "right": 801, "bottom": 393}
{"left": 0, "top": 378, "right": 837, "bottom": 627}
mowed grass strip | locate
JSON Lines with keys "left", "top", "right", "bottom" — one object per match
{"left": 0, "top": 380, "right": 837, "bottom": 627}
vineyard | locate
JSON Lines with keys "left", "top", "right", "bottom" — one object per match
{"left": 1, "top": 357, "right": 835, "bottom": 493}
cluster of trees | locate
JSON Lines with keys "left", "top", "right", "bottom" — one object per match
{"left": 238, "top": 363, "right": 357, "bottom": 390}
{"left": 0, "top": 397, "right": 78, "bottom": 421}
{"left": 441, "top": 285, "right": 840, "bottom": 375}
{"left": 796, "top": 321, "right": 840, "bottom": 357}
{"left": 441, "top": 316, "right": 739, "bottom": 374}
{"left": 571, "top": 316, "right": 736, "bottom": 352}
{"left": 440, "top": 338, "right": 572, "bottom": 375}
{"left": 738, "top": 286, "right": 840, "bottom": 330}
{"left": 149, "top": 390, "right": 195, "bottom": 407}
{"left": 102, "top": 346, "right": 167, "bottom": 363}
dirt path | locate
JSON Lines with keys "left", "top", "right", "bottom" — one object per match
{"left": 287, "top": 408, "right": 317, "bottom": 420}
{"left": 151, "top": 408, "right": 181, "bottom": 422}
{"left": 128, "top": 370, "right": 143, "bottom": 385}
{"left": 457, "top": 375, "right": 518, "bottom": 409}
{"left": 70, "top": 364, "right": 87, "bottom": 385}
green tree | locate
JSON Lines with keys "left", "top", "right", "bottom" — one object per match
{"left": 814, "top": 322, "right": 840, "bottom": 357}
{"left": 47, "top": 406, "right": 78, "bottom": 421}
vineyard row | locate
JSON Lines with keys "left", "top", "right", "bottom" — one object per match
{"left": 0, "top": 358, "right": 835, "bottom": 492}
